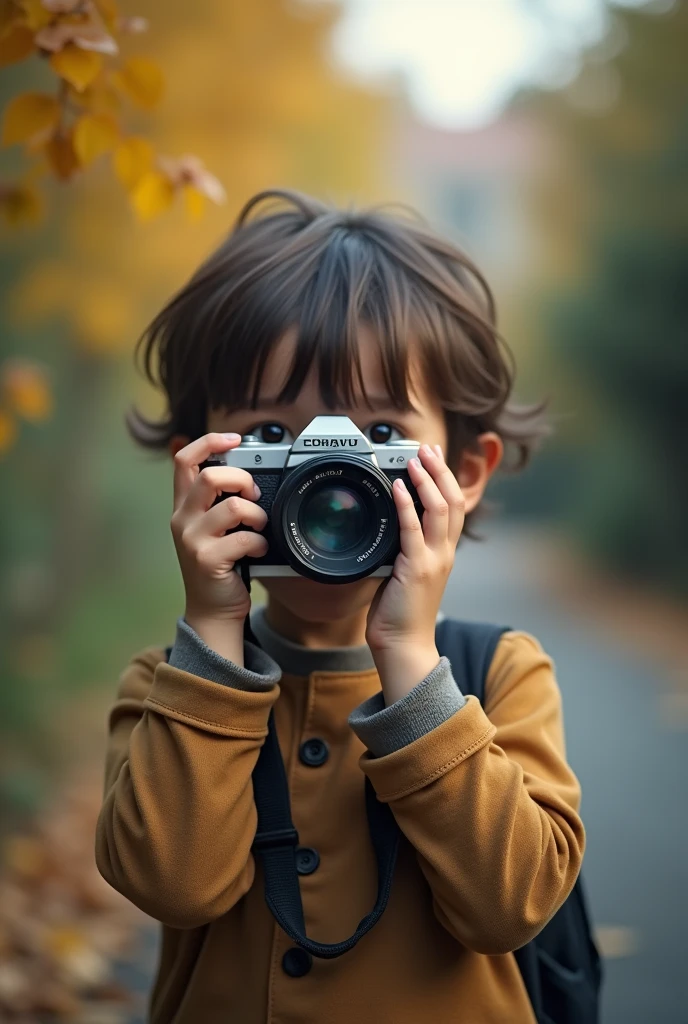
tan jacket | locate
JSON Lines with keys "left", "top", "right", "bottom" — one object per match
{"left": 95, "top": 629, "right": 584, "bottom": 1023}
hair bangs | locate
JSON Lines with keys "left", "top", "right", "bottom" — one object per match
{"left": 204, "top": 224, "right": 421, "bottom": 418}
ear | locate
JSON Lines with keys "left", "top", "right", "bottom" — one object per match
{"left": 168, "top": 434, "right": 191, "bottom": 459}
{"left": 455, "top": 432, "right": 503, "bottom": 514}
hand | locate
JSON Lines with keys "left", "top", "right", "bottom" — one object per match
{"left": 365, "top": 444, "right": 465, "bottom": 704}
{"left": 170, "top": 432, "right": 268, "bottom": 662}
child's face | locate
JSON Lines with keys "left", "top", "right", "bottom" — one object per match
{"left": 202, "top": 326, "right": 499, "bottom": 623}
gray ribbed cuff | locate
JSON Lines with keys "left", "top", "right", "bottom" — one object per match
{"left": 348, "top": 656, "right": 466, "bottom": 758}
{"left": 168, "top": 616, "right": 282, "bottom": 691}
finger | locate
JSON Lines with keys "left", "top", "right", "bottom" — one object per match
{"left": 180, "top": 465, "right": 260, "bottom": 521}
{"left": 210, "top": 529, "right": 270, "bottom": 568}
{"left": 172, "top": 431, "right": 241, "bottom": 512}
{"left": 190, "top": 493, "right": 268, "bottom": 541}
{"left": 392, "top": 477, "right": 425, "bottom": 559}
{"left": 427, "top": 444, "right": 466, "bottom": 543}
{"left": 407, "top": 450, "right": 450, "bottom": 548}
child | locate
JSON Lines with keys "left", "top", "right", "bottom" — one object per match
{"left": 95, "top": 188, "right": 585, "bottom": 1024}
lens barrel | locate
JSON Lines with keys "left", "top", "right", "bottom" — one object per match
{"left": 271, "top": 456, "right": 398, "bottom": 583}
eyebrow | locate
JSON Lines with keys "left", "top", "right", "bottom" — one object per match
{"left": 249, "top": 395, "right": 419, "bottom": 413}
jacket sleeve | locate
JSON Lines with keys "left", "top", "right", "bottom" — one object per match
{"left": 94, "top": 643, "right": 281, "bottom": 929}
{"left": 355, "top": 631, "right": 585, "bottom": 955}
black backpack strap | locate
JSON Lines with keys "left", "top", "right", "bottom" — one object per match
{"left": 434, "top": 619, "right": 602, "bottom": 1024}
{"left": 434, "top": 617, "right": 511, "bottom": 703}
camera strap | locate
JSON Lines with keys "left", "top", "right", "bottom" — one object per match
{"left": 242, "top": 561, "right": 401, "bottom": 960}
{"left": 251, "top": 714, "right": 401, "bottom": 959}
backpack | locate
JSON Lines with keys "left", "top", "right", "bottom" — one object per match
{"left": 166, "top": 617, "right": 602, "bottom": 1024}
{"left": 433, "top": 620, "right": 603, "bottom": 1024}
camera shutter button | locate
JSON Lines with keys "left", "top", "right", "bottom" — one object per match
{"left": 241, "top": 434, "right": 261, "bottom": 444}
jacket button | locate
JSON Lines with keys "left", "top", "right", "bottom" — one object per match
{"left": 295, "top": 846, "right": 320, "bottom": 875}
{"left": 282, "top": 947, "right": 312, "bottom": 977}
{"left": 299, "top": 737, "right": 329, "bottom": 767}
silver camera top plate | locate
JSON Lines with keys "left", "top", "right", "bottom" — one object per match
{"left": 213, "top": 415, "right": 419, "bottom": 472}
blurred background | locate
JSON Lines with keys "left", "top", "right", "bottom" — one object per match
{"left": 1, "top": 0, "right": 686, "bottom": 1020}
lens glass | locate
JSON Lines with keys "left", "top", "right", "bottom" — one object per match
{"left": 299, "top": 486, "right": 367, "bottom": 554}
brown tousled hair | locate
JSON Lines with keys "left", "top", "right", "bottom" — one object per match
{"left": 129, "top": 188, "right": 549, "bottom": 536}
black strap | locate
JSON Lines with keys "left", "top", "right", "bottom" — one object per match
{"left": 239, "top": 561, "right": 400, "bottom": 958}
{"left": 252, "top": 715, "right": 400, "bottom": 958}
{"left": 250, "top": 606, "right": 508, "bottom": 960}
{"left": 434, "top": 617, "right": 510, "bottom": 703}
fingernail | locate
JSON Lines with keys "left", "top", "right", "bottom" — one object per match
{"left": 410, "top": 457, "right": 421, "bottom": 469}
{"left": 253, "top": 482, "right": 262, "bottom": 499}
{"left": 433, "top": 444, "right": 443, "bottom": 458}
{"left": 394, "top": 477, "right": 408, "bottom": 492}
{"left": 222, "top": 432, "right": 241, "bottom": 441}
{"left": 420, "top": 444, "right": 434, "bottom": 458}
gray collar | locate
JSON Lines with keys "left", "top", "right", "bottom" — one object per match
{"left": 249, "top": 605, "right": 376, "bottom": 676}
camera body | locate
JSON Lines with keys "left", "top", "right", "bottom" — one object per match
{"left": 203, "top": 415, "right": 422, "bottom": 584}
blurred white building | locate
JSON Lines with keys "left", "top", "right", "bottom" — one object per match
{"left": 394, "top": 109, "right": 550, "bottom": 297}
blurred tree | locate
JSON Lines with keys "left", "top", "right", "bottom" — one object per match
{"left": 0, "top": 0, "right": 226, "bottom": 229}
{"left": 0, "top": 0, "right": 393, "bottom": 823}
{"left": 0, "top": 0, "right": 227, "bottom": 468}
{"left": 520, "top": 1, "right": 688, "bottom": 595}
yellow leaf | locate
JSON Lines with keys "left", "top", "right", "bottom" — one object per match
{"left": 0, "top": 408, "right": 16, "bottom": 454}
{"left": 71, "top": 80, "right": 120, "bottom": 115}
{"left": 131, "top": 169, "right": 174, "bottom": 221}
{"left": 49, "top": 45, "right": 102, "bottom": 91}
{"left": 0, "top": 181, "right": 43, "bottom": 224}
{"left": 18, "top": 0, "right": 52, "bottom": 31}
{"left": 0, "top": 23, "right": 34, "bottom": 66}
{"left": 2, "top": 361, "right": 52, "bottom": 421}
{"left": 2, "top": 93, "right": 61, "bottom": 147}
{"left": 112, "top": 55, "right": 163, "bottom": 108}
{"left": 94, "top": 0, "right": 118, "bottom": 32}
{"left": 113, "top": 135, "right": 153, "bottom": 190}
{"left": 44, "top": 130, "right": 79, "bottom": 179}
{"left": 183, "top": 184, "right": 205, "bottom": 222}
{"left": 73, "top": 112, "right": 119, "bottom": 165}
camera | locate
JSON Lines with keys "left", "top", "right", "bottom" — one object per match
{"left": 203, "top": 415, "right": 422, "bottom": 584}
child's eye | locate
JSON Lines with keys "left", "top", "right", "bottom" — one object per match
{"left": 251, "top": 422, "right": 294, "bottom": 444}
{"left": 365, "top": 423, "right": 403, "bottom": 444}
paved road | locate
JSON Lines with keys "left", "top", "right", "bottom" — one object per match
{"left": 116, "top": 526, "right": 688, "bottom": 1023}
{"left": 443, "top": 527, "right": 687, "bottom": 1024}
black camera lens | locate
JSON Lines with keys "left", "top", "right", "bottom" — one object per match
{"left": 271, "top": 455, "right": 400, "bottom": 584}
{"left": 299, "top": 486, "right": 366, "bottom": 554}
